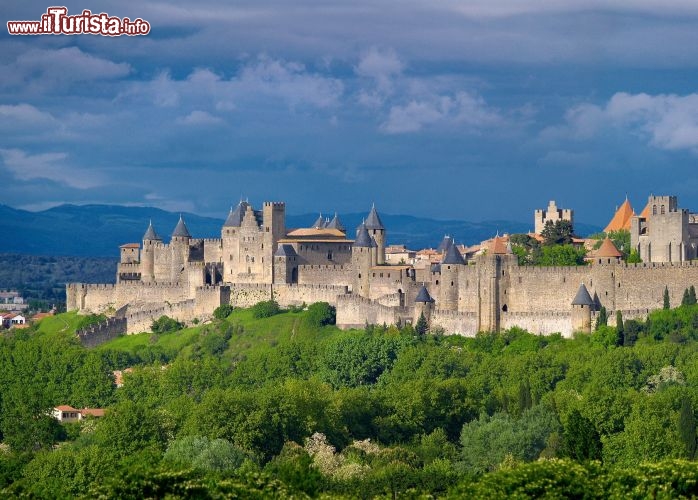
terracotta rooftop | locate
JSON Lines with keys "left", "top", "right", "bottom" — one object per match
{"left": 604, "top": 198, "right": 634, "bottom": 232}
{"left": 595, "top": 237, "right": 623, "bottom": 258}
{"left": 489, "top": 236, "right": 509, "bottom": 255}
{"left": 285, "top": 228, "right": 348, "bottom": 238}
{"left": 120, "top": 243, "right": 140, "bottom": 249}
{"left": 55, "top": 405, "right": 77, "bottom": 411}
{"left": 639, "top": 202, "right": 650, "bottom": 219}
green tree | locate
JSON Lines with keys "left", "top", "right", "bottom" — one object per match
{"left": 686, "top": 286, "right": 698, "bottom": 306}
{"left": 518, "top": 380, "right": 533, "bottom": 413}
{"left": 415, "top": 312, "right": 428, "bottom": 336}
{"left": 678, "top": 397, "right": 697, "bottom": 459}
{"left": 251, "top": 300, "right": 281, "bottom": 318}
{"left": 163, "top": 436, "right": 250, "bottom": 472}
{"left": 213, "top": 304, "right": 233, "bottom": 319}
{"left": 305, "top": 302, "right": 336, "bottom": 327}
{"left": 561, "top": 409, "right": 601, "bottom": 461}
{"left": 664, "top": 286, "right": 671, "bottom": 310}
{"left": 151, "top": 315, "right": 184, "bottom": 333}
{"left": 541, "top": 220, "right": 574, "bottom": 246}
{"left": 460, "top": 404, "right": 561, "bottom": 473}
{"left": 596, "top": 307, "right": 608, "bottom": 331}
{"left": 615, "top": 311, "right": 624, "bottom": 347}
{"left": 627, "top": 249, "right": 642, "bottom": 263}
{"left": 538, "top": 245, "right": 586, "bottom": 266}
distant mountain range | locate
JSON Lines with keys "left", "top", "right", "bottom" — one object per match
{"left": 0, "top": 204, "right": 602, "bottom": 257}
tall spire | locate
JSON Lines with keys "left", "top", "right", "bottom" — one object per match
{"left": 365, "top": 203, "right": 384, "bottom": 230}
{"left": 224, "top": 201, "right": 248, "bottom": 227}
{"left": 143, "top": 220, "right": 161, "bottom": 241}
{"left": 326, "top": 212, "right": 345, "bottom": 231}
{"left": 172, "top": 214, "right": 191, "bottom": 238}
{"left": 313, "top": 213, "right": 325, "bottom": 229}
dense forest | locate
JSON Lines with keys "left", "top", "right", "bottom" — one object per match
{"left": 0, "top": 254, "right": 117, "bottom": 309}
{"left": 3, "top": 302, "right": 698, "bottom": 497}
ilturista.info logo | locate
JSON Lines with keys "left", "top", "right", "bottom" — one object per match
{"left": 7, "top": 7, "right": 150, "bottom": 36}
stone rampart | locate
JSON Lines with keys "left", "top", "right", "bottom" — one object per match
{"left": 76, "top": 317, "right": 127, "bottom": 347}
{"left": 431, "top": 309, "right": 478, "bottom": 336}
{"left": 274, "top": 284, "right": 349, "bottom": 307}
{"left": 336, "top": 294, "right": 407, "bottom": 329}
{"left": 500, "top": 311, "right": 572, "bottom": 337}
{"left": 297, "top": 264, "right": 353, "bottom": 286}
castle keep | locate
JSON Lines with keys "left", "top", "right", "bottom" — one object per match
{"left": 67, "top": 196, "right": 698, "bottom": 337}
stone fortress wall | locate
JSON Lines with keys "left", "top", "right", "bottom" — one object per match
{"left": 68, "top": 195, "right": 698, "bottom": 344}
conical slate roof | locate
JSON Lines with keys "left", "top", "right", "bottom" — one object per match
{"left": 224, "top": 201, "right": 249, "bottom": 227}
{"left": 437, "top": 235, "right": 454, "bottom": 253}
{"left": 365, "top": 203, "right": 384, "bottom": 230}
{"left": 571, "top": 284, "right": 594, "bottom": 306}
{"left": 327, "top": 213, "right": 345, "bottom": 231}
{"left": 442, "top": 242, "right": 465, "bottom": 265}
{"left": 313, "top": 213, "right": 325, "bottom": 229}
{"left": 275, "top": 244, "right": 297, "bottom": 257}
{"left": 143, "top": 220, "right": 161, "bottom": 241}
{"left": 172, "top": 215, "right": 191, "bottom": 238}
{"left": 415, "top": 285, "right": 433, "bottom": 303}
{"left": 354, "top": 225, "right": 373, "bottom": 247}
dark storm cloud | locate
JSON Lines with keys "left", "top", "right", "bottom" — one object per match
{"left": 3, "top": 1, "right": 698, "bottom": 225}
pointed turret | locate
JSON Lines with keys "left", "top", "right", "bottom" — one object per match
{"left": 571, "top": 284, "right": 594, "bottom": 306}
{"left": 172, "top": 215, "right": 191, "bottom": 238}
{"left": 437, "top": 235, "right": 454, "bottom": 253}
{"left": 313, "top": 213, "right": 325, "bottom": 229}
{"left": 415, "top": 285, "right": 434, "bottom": 303}
{"left": 224, "top": 201, "right": 248, "bottom": 227}
{"left": 354, "top": 224, "right": 373, "bottom": 247}
{"left": 326, "top": 212, "right": 345, "bottom": 232}
{"left": 571, "top": 283, "right": 594, "bottom": 334}
{"left": 365, "top": 203, "right": 384, "bottom": 230}
{"left": 143, "top": 220, "right": 161, "bottom": 241}
{"left": 442, "top": 242, "right": 465, "bottom": 265}
{"left": 365, "top": 203, "right": 386, "bottom": 264}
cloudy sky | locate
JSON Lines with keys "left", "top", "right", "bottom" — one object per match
{"left": 3, "top": 1, "right": 698, "bottom": 225}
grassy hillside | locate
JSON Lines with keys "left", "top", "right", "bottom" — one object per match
{"left": 4, "top": 304, "right": 698, "bottom": 497}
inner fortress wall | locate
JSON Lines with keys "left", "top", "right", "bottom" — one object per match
{"left": 297, "top": 264, "right": 353, "bottom": 286}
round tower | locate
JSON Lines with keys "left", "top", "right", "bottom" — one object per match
{"left": 439, "top": 243, "right": 465, "bottom": 311}
{"left": 414, "top": 285, "right": 434, "bottom": 325}
{"left": 141, "top": 220, "right": 160, "bottom": 283}
{"left": 352, "top": 223, "right": 373, "bottom": 296}
{"left": 170, "top": 215, "right": 191, "bottom": 282}
{"left": 365, "top": 203, "right": 386, "bottom": 265}
{"left": 571, "top": 283, "right": 594, "bottom": 335}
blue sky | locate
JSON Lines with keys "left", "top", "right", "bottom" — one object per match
{"left": 3, "top": 1, "right": 698, "bottom": 226}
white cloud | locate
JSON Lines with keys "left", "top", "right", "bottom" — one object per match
{"left": 0, "top": 148, "right": 104, "bottom": 189}
{"left": 237, "top": 56, "right": 344, "bottom": 108}
{"left": 0, "top": 103, "right": 57, "bottom": 128}
{"left": 0, "top": 47, "right": 131, "bottom": 89}
{"left": 176, "top": 110, "right": 224, "bottom": 126}
{"left": 555, "top": 92, "right": 698, "bottom": 152}
{"left": 356, "top": 47, "right": 404, "bottom": 107}
{"left": 120, "top": 56, "right": 343, "bottom": 111}
{"left": 381, "top": 91, "right": 501, "bottom": 134}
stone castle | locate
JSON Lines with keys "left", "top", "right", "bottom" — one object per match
{"left": 67, "top": 195, "right": 698, "bottom": 338}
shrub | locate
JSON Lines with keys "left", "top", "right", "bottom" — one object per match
{"left": 251, "top": 300, "right": 281, "bottom": 319}
{"left": 213, "top": 304, "right": 234, "bottom": 320}
{"left": 151, "top": 316, "right": 184, "bottom": 334}
{"left": 306, "top": 302, "right": 336, "bottom": 327}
